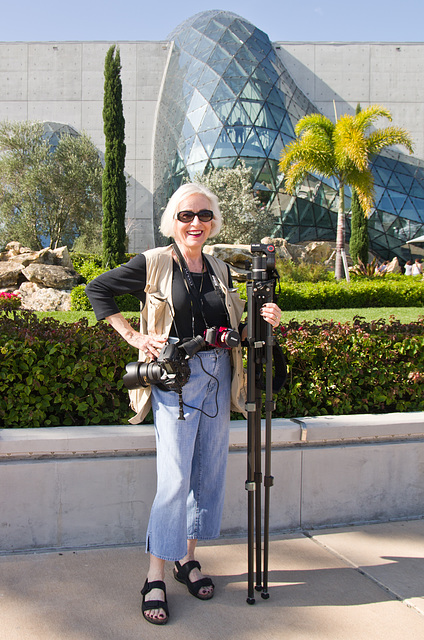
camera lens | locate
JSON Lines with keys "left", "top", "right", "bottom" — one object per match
{"left": 220, "top": 328, "right": 240, "bottom": 348}
{"left": 123, "top": 361, "right": 163, "bottom": 389}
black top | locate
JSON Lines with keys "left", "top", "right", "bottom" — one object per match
{"left": 85, "top": 253, "right": 232, "bottom": 341}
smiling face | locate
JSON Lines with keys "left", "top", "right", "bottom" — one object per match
{"left": 173, "top": 193, "right": 213, "bottom": 253}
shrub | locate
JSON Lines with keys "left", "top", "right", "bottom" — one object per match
{"left": 236, "top": 275, "right": 424, "bottom": 311}
{"left": 1, "top": 310, "right": 423, "bottom": 427}
{"left": 0, "top": 311, "right": 138, "bottom": 427}
{"left": 0, "top": 291, "right": 21, "bottom": 313}
{"left": 70, "top": 253, "right": 139, "bottom": 313}
{"left": 274, "top": 278, "right": 424, "bottom": 310}
{"left": 70, "top": 285, "right": 93, "bottom": 311}
{"left": 275, "top": 316, "right": 424, "bottom": 417}
{"left": 276, "top": 259, "right": 332, "bottom": 283}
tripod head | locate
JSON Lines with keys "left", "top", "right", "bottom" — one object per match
{"left": 248, "top": 243, "right": 279, "bottom": 284}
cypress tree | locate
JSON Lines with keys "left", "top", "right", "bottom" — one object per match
{"left": 102, "top": 45, "right": 126, "bottom": 268}
{"left": 349, "top": 187, "right": 369, "bottom": 265}
{"left": 349, "top": 104, "right": 369, "bottom": 266}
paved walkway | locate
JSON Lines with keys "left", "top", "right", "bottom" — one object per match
{"left": 1, "top": 519, "right": 423, "bottom": 640}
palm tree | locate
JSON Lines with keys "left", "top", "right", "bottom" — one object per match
{"left": 279, "top": 105, "right": 414, "bottom": 279}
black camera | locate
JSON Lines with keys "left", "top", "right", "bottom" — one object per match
{"left": 123, "top": 324, "right": 240, "bottom": 393}
{"left": 123, "top": 336, "right": 206, "bottom": 392}
{"left": 204, "top": 326, "right": 240, "bottom": 349}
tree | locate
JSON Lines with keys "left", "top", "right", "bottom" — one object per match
{"left": 0, "top": 120, "right": 103, "bottom": 249}
{"left": 349, "top": 188, "right": 369, "bottom": 266}
{"left": 102, "top": 45, "right": 127, "bottom": 268}
{"left": 279, "top": 106, "right": 414, "bottom": 279}
{"left": 192, "top": 162, "right": 275, "bottom": 244}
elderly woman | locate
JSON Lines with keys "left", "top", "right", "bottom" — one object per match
{"left": 86, "top": 183, "right": 281, "bottom": 625}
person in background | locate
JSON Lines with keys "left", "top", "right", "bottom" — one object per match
{"left": 412, "top": 258, "right": 422, "bottom": 276}
{"left": 404, "top": 260, "right": 413, "bottom": 275}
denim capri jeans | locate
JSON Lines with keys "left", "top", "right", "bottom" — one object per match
{"left": 146, "top": 348, "right": 231, "bottom": 561}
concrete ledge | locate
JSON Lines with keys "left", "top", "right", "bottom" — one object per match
{"left": 2, "top": 412, "right": 422, "bottom": 458}
{"left": 1, "top": 412, "right": 423, "bottom": 551}
{"left": 296, "top": 412, "right": 424, "bottom": 443}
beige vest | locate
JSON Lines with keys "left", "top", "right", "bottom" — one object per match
{"left": 128, "top": 245, "right": 247, "bottom": 424}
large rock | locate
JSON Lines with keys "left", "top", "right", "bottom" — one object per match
{"left": 386, "top": 257, "right": 402, "bottom": 274}
{"left": 0, "top": 262, "right": 25, "bottom": 287}
{"left": 303, "top": 241, "right": 333, "bottom": 264}
{"left": 0, "top": 242, "right": 74, "bottom": 269}
{"left": 0, "top": 241, "right": 78, "bottom": 310}
{"left": 22, "top": 263, "right": 80, "bottom": 289}
{"left": 0, "top": 241, "right": 32, "bottom": 260}
{"left": 17, "top": 282, "right": 71, "bottom": 311}
{"left": 203, "top": 244, "right": 252, "bottom": 268}
{"left": 205, "top": 240, "right": 335, "bottom": 270}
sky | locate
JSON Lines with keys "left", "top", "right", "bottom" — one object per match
{"left": 2, "top": 0, "right": 424, "bottom": 43}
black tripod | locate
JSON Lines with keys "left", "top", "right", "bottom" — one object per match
{"left": 245, "top": 243, "right": 284, "bottom": 604}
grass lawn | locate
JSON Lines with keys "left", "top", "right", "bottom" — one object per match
{"left": 37, "top": 307, "right": 423, "bottom": 326}
{"left": 280, "top": 307, "right": 423, "bottom": 324}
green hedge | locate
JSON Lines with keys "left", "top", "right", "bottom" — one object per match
{"left": 1, "top": 310, "right": 423, "bottom": 427}
{"left": 237, "top": 277, "right": 424, "bottom": 310}
{"left": 275, "top": 316, "right": 424, "bottom": 417}
{"left": 70, "top": 253, "right": 140, "bottom": 312}
{"left": 72, "top": 254, "right": 424, "bottom": 313}
{"left": 0, "top": 311, "right": 138, "bottom": 427}
{"left": 70, "top": 285, "right": 141, "bottom": 312}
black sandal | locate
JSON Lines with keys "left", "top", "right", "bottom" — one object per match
{"left": 173, "top": 560, "right": 214, "bottom": 600}
{"left": 141, "top": 579, "right": 169, "bottom": 625}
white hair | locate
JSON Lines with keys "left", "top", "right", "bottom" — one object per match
{"left": 160, "top": 183, "right": 222, "bottom": 239}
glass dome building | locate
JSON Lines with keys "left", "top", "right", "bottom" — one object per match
{"left": 153, "top": 10, "right": 424, "bottom": 261}
{"left": 42, "top": 122, "right": 79, "bottom": 149}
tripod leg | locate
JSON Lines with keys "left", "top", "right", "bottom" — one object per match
{"left": 246, "top": 282, "right": 257, "bottom": 604}
{"left": 262, "top": 304, "right": 275, "bottom": 599}
{"left": 246, "top": 395, "right": 256, "bottom": 604}
{"left": 254, "top": 379, "right": 262, "bottom": 592}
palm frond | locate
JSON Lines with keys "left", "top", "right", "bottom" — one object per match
{"left": 283, "top": 160, "right": 310, "bottom": 194}
{"left": 354, "top": 105, "right": 392, "bottom": 132}
{"left": 279, "top": 138, "right": 304, "bottom": 173}
{"left": 334, "top": 116, "right": 368, "bottom": 171}
{"left": 367, "top": 126, "right": 414, "bottom": 155}
{"left": 295, "top": 113, "right": 335, "bottom": 139}
{"left": 280, "top": 116, "right": 337, "bottom": 184}
{"left": 345, "top": 167, "right": 375, "bottom": 214}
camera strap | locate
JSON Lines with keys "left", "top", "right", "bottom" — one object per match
{"left": 172, "top": 243, "right": 232, "bottom": 329}
{"left": 172, "top": 243, "right": 210, "bottom": 333}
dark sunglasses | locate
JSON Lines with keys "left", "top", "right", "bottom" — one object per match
{"left": 176, "top": 209, "right": 214, "bottom": 223}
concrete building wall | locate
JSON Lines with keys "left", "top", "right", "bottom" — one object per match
{"left": 0, "top": 41, "right": 170, "bottom": 252}
{"left": 1, "top": 39, "right": 423, "bottom": 252}
{"left": 276, "top": 42, "right": 424, "bottom": 159}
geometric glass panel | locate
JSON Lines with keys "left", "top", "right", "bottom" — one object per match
{"left": 153, "top": 9, "right": 424, "bottom": 260}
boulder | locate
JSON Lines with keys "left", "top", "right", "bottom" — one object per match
{"left": 17, "top": 283, "right": 71, "bottom": 312}
{"left": 0, "top": 241, "right": 79, "bottom": 311}
{"left": 386, "top": 257, "right": 402, "bottom": 274}
{"left": 0, "top": 242, "right": 74, "bottom": 269}
{"left": 22, "top": 263, "right": 80, "bottom": 289}
{"left": 0, "top": 241, "right": 32, "bottom": 260}
{"left": 203, "top": 244, "right": 252, "bottom": 268}
{"left": 261, "top": 237, "right": 306, "bottom": 262}
{"left": 50, "top": 246, "right": 73, "bottom": 269}
{"left": 304, "top": 241, "right": 333, "bottom": 264}
{"left": 0, "top": 262, "right": 25, "bottom": 287}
